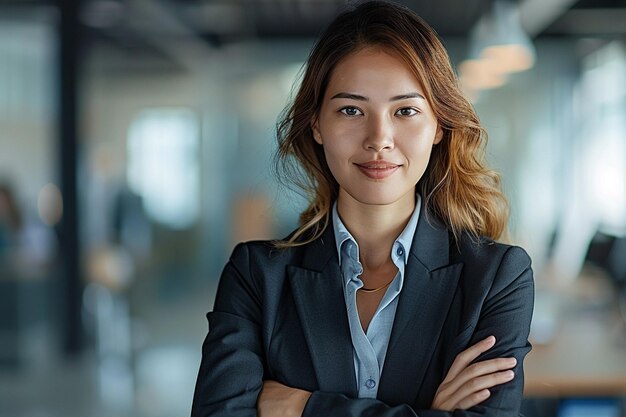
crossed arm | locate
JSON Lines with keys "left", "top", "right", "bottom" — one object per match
{"left": 258, "top": 335, "right": 518, "bottom": 417}
{"left": 191, "top": 244, "right": 534, "bottom": 417}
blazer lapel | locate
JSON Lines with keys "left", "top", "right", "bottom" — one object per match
{"left": 378, "top": 206, "right": 463, "bottom": 405}
{"left": 287, "top": 222, "right": 357, "bottom": 397}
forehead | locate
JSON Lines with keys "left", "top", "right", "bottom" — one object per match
{"left": 326, "top": 46, "right": 425, "bottom": 94}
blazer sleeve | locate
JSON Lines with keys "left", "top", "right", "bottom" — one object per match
{"left": 302, "top": 246, "right": 535, "bottom": 417}
{"left": 191, "top": 243, "right": 265, "bottom": 417}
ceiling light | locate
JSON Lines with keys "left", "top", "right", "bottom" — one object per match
{"left": 468, "top": 0, "right": 536, "bottom": 74}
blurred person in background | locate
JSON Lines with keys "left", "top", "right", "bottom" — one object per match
{"left": 192, "top": 1, "right": 534, "bottom": 416}
{"left": 0, "top": 181, "right": 23, "bottom": 261}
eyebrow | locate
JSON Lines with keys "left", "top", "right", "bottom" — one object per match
{"left": 330, "top": 92, "right": 426, "bottom": 101}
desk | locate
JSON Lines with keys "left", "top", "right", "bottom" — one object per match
{"left": 524, "top": 277, "right": 626, "bottom": 397}
{"left": 525, "top": 318, "right": 626, "bottom": 396}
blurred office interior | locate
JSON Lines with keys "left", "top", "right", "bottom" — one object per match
{"left": 0, "top": 0, "right": 625, "bottom": 416}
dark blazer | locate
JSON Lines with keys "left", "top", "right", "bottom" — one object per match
{"left": 191, "top": 204, "right": 534, "bottom": 417}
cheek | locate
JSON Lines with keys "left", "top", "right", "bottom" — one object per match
{"left": 400, "top": 123, "right": 438, "bottom": 147}
{"left": 322, "top": 142, "right": 350, "bottom": 171}
{"left": 415, "top": 147, "right": 435, "bottom": 171}
{"left": 319, "top": 128, "right": 359, "bottom": 163}
{"left": 414, "top": 141, "right": 436, "bottom": 164}
{"left": 320, "top": 117, "right": 359, "bottom": 140}
{"left": 400, "top": 131, "right": 438, "bottom": 170}
{"left": 409, "top": 121, "right": 438, "bottom": 140}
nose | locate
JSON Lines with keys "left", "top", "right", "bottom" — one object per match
{"left": 363, "top": 114, "right": 394, "bottom": 152}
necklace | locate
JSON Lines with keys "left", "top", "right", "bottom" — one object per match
{"left": 359, "top": 278, "right": 394, "bottom": 293}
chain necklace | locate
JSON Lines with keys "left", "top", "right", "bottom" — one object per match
{"left": 359, "top": 278, "right": 394, "bottom": 293}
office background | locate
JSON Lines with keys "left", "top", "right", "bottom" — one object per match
{"left": 0, "top": 0, "right": 625, "bottom": 416}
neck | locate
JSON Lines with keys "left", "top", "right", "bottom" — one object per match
{"left": 337, "top": 190, "right": 416, "bottom": 271}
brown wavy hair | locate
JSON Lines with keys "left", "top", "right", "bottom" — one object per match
{"left": 273, "top": 0, "right": 508, "bottom": 248}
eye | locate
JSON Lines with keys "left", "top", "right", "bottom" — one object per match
{"left": 395, "top": 107, "right": 419, "bottom": 117}
{"left": 339, "top": 106, "right": 363, "bottom": 117}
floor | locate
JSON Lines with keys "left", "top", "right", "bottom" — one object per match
{"left": 0, "top": 279, "right": 214, "bottom": 417}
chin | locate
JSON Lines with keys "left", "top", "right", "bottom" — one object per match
{"left": 344, "top": 188, "right": 410, "bottom": 207}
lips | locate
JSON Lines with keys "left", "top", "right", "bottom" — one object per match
{"left": 355, "top": 160, "right": 401, "bottom": 180}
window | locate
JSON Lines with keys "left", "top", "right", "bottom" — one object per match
{"left": 127, "top": 108, "right": 199, "bottom": 229}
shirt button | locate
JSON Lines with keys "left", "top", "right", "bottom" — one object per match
{"left": 396, "top": 246, "right": 404, "bottom": 257}
{"left": 365, "top": 378, "right": 376, "bottom": 389}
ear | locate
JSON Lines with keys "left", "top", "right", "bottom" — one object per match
{"left": 311, "top": 116, "right": 322, "bottom": 145}
{"left": 433, "top": 126, "right": 443, "bottom": 145}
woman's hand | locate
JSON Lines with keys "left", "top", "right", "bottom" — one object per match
{"left": 257, "top": 380, "right": 311, "bottom": 417}
{"left": 431, "top": 335, "right": 517, "bottom": 411}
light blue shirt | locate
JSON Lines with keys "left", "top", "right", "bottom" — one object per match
{"left": 332, "top": 195, "right": 421, "bottom": 398}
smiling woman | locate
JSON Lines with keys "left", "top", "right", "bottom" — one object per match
{"left": 311, "top": 47, "right": 442, "bottom": 208}
{"left": 191, "top": 2, "right": 534, "bottom": 416}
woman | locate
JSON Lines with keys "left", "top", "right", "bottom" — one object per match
{"left": 191, "top": 1, "right": 534, "bottom": 416}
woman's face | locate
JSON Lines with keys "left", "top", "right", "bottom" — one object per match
{"left": 312, "top": 47, "right": 442, "bottom": 208}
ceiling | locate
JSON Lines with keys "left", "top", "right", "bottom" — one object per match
{"left": 169, "top": 0, "right": 496, "bottom": 41}
{"left": 543, "top": 0, "right": 626, "bottom": 36}
{"left": 1, "top": 0, "right": 626, "bottom": 71}
{"left": 77, "top": 0, "right": 498, "bottom": 64}
{"left": 71, "top": 0, "right": 626, "bottom": 42}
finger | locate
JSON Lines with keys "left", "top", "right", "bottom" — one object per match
{"left": 450, "top": 370, "right": 515, "bottom": 408}
{"left": 444, "top": 357, "right": 517, "bottom": 395}
{"left": 444, "top": 335, "right": 496, "bottom": 382}
{"left": 450, "top": 358, "right": 517, "bottom": 387}
{"left": 456, "top": 389, "right": 491, "bottom": 410}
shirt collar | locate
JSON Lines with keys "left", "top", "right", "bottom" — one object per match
{"left": 332, "top": 194, "right": 422, "bottom": 266}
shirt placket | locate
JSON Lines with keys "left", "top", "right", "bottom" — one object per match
{"left": 343, "top": 242, "right": 381, "bottom": 398}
